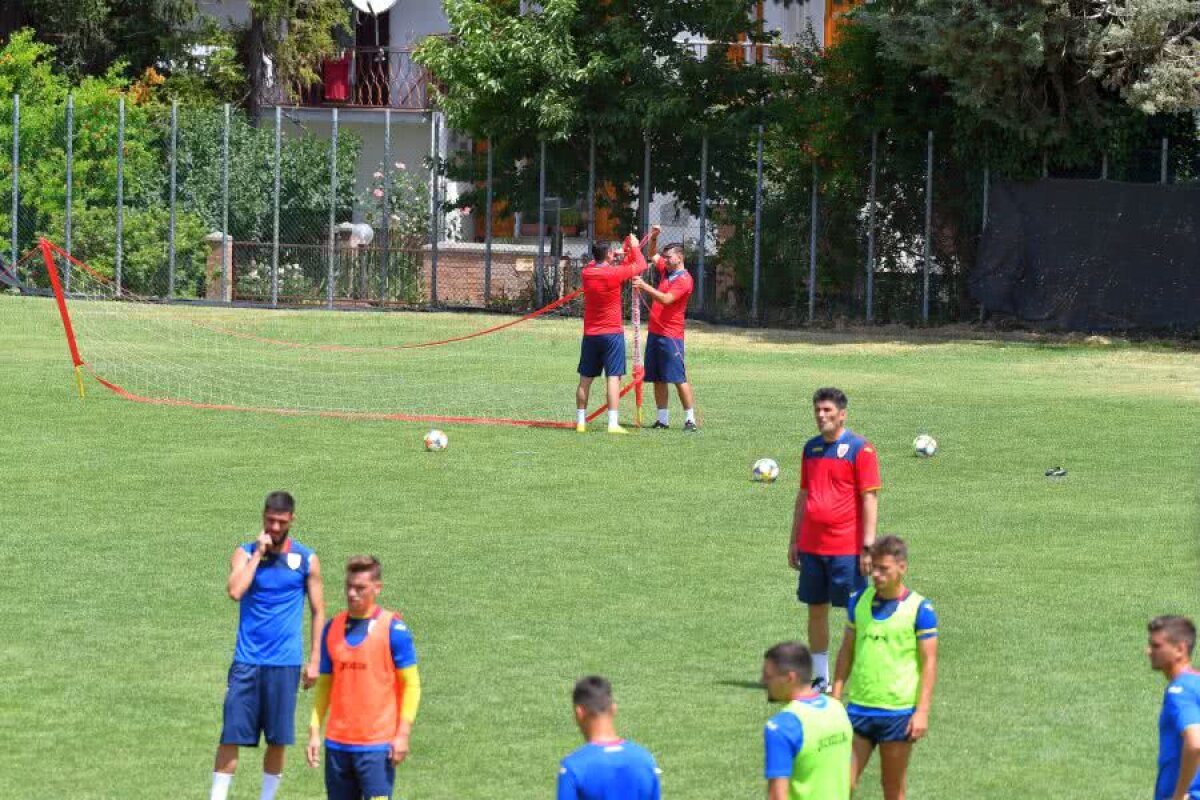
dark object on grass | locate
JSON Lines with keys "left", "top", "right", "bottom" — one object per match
{"left": 1045, "top": 467, "right": 1068, "bottom": 478}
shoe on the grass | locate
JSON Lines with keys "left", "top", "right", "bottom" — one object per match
{"left": 607, "top": 425, "right": 629, "bottom": 435}
{"left": 811, "top": 677, "right": 831, "bottom": 694}
{"left": 683, "top": 420, "right": 699, "bottom": 432}
{"left": 650, "top": 421, "right": 670, "bottom": 429}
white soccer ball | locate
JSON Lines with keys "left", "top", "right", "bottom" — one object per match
{"left": 752, "top": 458, "right": 780, "bottom": 483}
{"left": 423, "top": 429, "right": 449, "bottom": 451}
{"left": 913, "top": 434, "right": 938, "bottom": 458}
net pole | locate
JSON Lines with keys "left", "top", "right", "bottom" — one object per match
{"left": 429, "top": 112, "right": 440, "bottom": 306}
{"left": 1161, "top": 137, "right": 1169, "bottom": 185}
{"left": 116, "top": 94, "right": 125, "bottom": 294}
{"left": 328, "top": 107, "right": 338, "bottom": 309}
{"left": 922, "top": 129, "right": 932, "bottom": 323}
{"left": 381, "top": 108, "right": 391, "bottom": 302}
{"left": 536, "top": 138, "right": 546, "bottom": 308}
{"left": 865, "top": 129, "right": 877, "bottom": 323}
{"left": 64, "top": 94, "right": 74, "bottom": 289}
{"left": 484, "top": 135, "right": 493, "bottom": 303}
{"left": 981, "top": 165, "right": 989, "bottom": 232}
{"left": 751, "top": 123, "right": 764, "bottom": 323}
{"left": 697, "top": 133, "right": 707, "bottom": 314}
{"left": 168, "top": 100, "right": 178, "bottom": 299}
{"left": 39, "top": 239, "right": 86, "bottom": 399}
{"left": 10, "top": 95, "right": 18, "bottom": 271}
{"left": 271, "top": 106, "right": 281, "bottom": 308}
{"left": 641, "top": 131, "right": 651, "bottom": 235}
{"left": 808, "top": 161, "right": 818, "bottom": 323}
{"left": 221, "top": 103, "right": 230, "bottom": 303}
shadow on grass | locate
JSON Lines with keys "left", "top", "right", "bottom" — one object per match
{"left": 715, "top": 679, "right": 765, "bottom": 691}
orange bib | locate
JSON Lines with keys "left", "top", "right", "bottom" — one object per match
{"left": 326, "top": 609, "right": 402, "bottom": 746}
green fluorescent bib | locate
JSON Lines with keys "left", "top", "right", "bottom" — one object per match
{"left": 784, "top": 696, "right": 852, "bottom": 800}
{"left": 847, "top": 588, "right": 925, "bottom": 710}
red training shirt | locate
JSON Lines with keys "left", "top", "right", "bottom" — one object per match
{"left": 647, "top": 254, "right": 694, "bottom": 339}
{"left": 581, "top": 245, "right": 646, "bottom": 335}
{"left": 794, "top": 429, "right": 881, "bottom": 556}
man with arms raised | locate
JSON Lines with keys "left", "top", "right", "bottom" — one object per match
{"left": 1148, "top": 615, "right": 1200, "bottom": 800}
{"left": 575, "top": 233, "right": 646, "bottom": 434}
{"left": 790, "top": 387, "right": 880, "bottom": 691}
{"left": 832, "top": 536, "right": 938, "bottom": 800}
{"left": 557, "top": 675, "right": 662, "bottom": 800}
{"left": 762, "top": 640, "right": 852, "bottom": 799}
{"left": 308, "top": 555, "right": 421, "bottom": 800}
{"left": 211, "top": 491, "right": 325, "bottom": 800}
{"left": 632, "top": 233, "right": 698, "bottom": 432}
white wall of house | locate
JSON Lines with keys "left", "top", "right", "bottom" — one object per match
{"left": 386, "top": 1, "right": 449, "bottom": 47}
{"left": 198, "top": 0, "right": 252, "bottom": 27}
{"left": 764, "top": 0, "right": 825, "bottom": 46}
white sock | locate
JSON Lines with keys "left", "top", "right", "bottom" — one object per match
{"left": 657, "top": 408, "right": 669, "bottom": 425}
{"left": 210, "top": 772, "right": 233, "bottom": 800}
{"left": 576, "top": 409, "right": 586, "bottom": 425}
{"left": 684, "top": 407, "right": 696, "bottom": 424}
{"left": 260, "top": 772, "right": 282, "bottom": 800}
{"left": 812, "top": 651, "right": 829, "bottom": 683}
{"left": 607, "top": 409, "right": 620, "bottom": 428}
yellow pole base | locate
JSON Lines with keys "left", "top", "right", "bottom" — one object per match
{"left": 75, "top": 365, "right": 86, "bottom": 399}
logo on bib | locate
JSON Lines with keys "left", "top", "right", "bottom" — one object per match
{"left": 286, "top": 553, "right": 302, "bottom": 570}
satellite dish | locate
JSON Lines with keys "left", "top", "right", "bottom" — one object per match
{"left": 350, "top": 0, "right": 397, "bottom": 13}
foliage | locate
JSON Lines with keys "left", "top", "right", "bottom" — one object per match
{"left": 1087, "top": 0, "right": 1200, "bottom": 114}
{"left": 243, "top": 0, "right": 351, "bottom": 113}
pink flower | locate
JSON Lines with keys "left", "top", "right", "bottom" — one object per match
{"left": 460, "top": 207, "right": 472, "bottom": 215}
{"left": 373, "top": 171, "right": 384, "bottom": 179}
{"left": 395, "top": 162, "right": 406, "bottom": 170}
{"left": 373, "top": 188, "right": 384, "bottom": 198}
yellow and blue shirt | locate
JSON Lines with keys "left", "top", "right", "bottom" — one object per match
{"left": 845, "top": 587, "right": 937, "bottom": 716}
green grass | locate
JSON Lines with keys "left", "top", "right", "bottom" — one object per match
{"left": 1, "top": 293, "right": 1197, "bottom": 799}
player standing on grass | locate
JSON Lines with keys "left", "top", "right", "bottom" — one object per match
{"left": 308, "top": 555, "right": 421, "bottom": 800}
{"left": 762, "top": 641, "right": 853, "bottom": 800}
{"left": 211, "top": 491, "right": 325, "bottom": 800}
{"left": 557, "top": 676, "right": 662, "bottom": 800}
{"left": 632, "top": 231, "right": 698, "bottom": 432}
{"left": 576, "top": 233, "right": 646, "bottom": 434}
{"left": 832, "top": 536, "right": 937, "bottom": 800}
{"left": 1148, "top": 615, "right": 1200, "bottom": 800}
{"left": 790, "top": 387, "right": 880, "bottom": 691}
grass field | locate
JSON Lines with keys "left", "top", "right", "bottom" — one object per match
{"left": 1, "top": 293, "right": 1197, "bottom": 799}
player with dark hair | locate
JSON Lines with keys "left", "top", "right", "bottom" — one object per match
{"left": 790, "top": 387, "right": 880, "bottom": 691}
{"left": 557, "top": 675, "right": 661, "bottom": 799}
{"left": 576, "top": 233, "right": 646, "bottom": 434}
{"left": 1148, "top": 615, "right": 1200, "bottom": 799}
{"left": 632, "top": 233, "right": 698, "bottom": 432}
{"left": 833, "top": 536, "right": 938, "bottom": 800}
{"left": 211, "top": 491, "right": 325, "bottom": 800}
{"left": 762, "top": 640, "right": 852, "bottom": 799}
{"left": 307, "top": 555, "right": 421, "bottom": 800}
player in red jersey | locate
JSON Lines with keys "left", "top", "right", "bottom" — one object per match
{"left": 575, "top": 233, "right": 645, "bottom": 434}
{"left": 789, "top": 387, "right": 880, "bottom": 691}
{"left": 632, "top": 234, "right": 697, "bottom": 432}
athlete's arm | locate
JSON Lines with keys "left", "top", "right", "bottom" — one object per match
{"left": 633, "top": 277, "right": 678, "bottom": 305}
{"left": 767, "top": 778, "right": 789, "bottom": 800}
{"left": 227, "top": 531, "right": 271, "bottom": 600}
{"left": 858, "top": 490, "right": 879, "bottom": 576}
{"left": 908, "top": 636, "right": 938, "bottom": 741}
{"left": 390, "top": 665, "right": 421, "bottom": 765}
{"left": 832, "top": 626, "right": 855, "bottom": 700}
{"left": 302, "top": 555, "right": 325, "bottom": 689}
{"left": 788, "top": 489, "right": 806, "bottom": 570}
{"left": 307, "top": 622, "right": 334, "bottom": 768}
{"left": 1173, "top": 725, "right": 1200, "bottom": 800}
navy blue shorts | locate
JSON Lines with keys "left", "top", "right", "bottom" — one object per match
{"left": 326, "top": 748, "right": 395, "bottom": 800}
{"left": 578, "top": 333, "right": 626, "bottom": 378}
{"left": 643, "top": 333, "right": 687, "bottom": 384}
{"left": 849, "top": 710, "right": 913, "bottom": 744}
{"left": 219, "top": 662, "right": 301, "bottom": 746}
{"left": 796, "top": 552, "right": 865, "bottom": 608}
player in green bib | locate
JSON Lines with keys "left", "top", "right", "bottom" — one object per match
{"left": 762, "top": 641, "right": 853, "bottom": 800}
{"left": 832, "top": 536, "right": 938, "bottom": 800}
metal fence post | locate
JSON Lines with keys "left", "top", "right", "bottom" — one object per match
{"left": 484, "top": 135, "right": 493, "bottom": 303}
{"left": 751, "top": 123, "right": 764, "bottom": 322}
{"left": 587, "top": 131, "right": 596, "bottom": 247}
{"left": 271, "top": 106, "right": 281, "bottom": 308}
{"left": 1041, "top": 151, "right": 1048, "bottom": 179}
{"left": 697, "top": 134, "right": 707, "bottom": 313}
{"left": 981, "top": 166, "right": 989, "bottom": 232}
{"left": 167, "top": 101, "right": 178, "bottom": 298}
{"left": 9, "top": 95, "right": 17, "bottom": 270}
{"left": 641, "top": 131, "right": 651, "bottom": 234}
{"left": 327, "top": 107, "right": 338, "bottom": 309}
{"left": 922, "top": 129, "right": 933, "bottom": 323}
{"left": 429, "top": 112, "right": 440, "bottom": 306}
{"left": 221, "top": 103, "right": 230, "bottom": 303}
{"left": 64, "top": 94, "right": 73, "bottom": 288}
{"left": 1101, "top": 152, "right": 1108, "bottom": 181}
{"left": 808, "top": 161, "right": 818, "bottom": 323}
{"left": 381, "top": 108, "right": 391, "bottom": 302}
{"left": 536, "top": 138, "right": 546, "bottom": 307}
{"left": 1161, "top": 137, "right": 1169, "bottom": 184}
{"left": 116, "top": 94, "right": 126, "bottom": 294}
{"left": 865, "top": 130, "right": 877, "bottom": 323}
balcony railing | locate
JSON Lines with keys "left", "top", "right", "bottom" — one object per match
{"left": 294, "top": 47, "right": 433, "bottom": 111}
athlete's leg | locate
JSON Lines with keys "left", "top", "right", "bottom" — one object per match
{"left": 675, "top": 381, "right": 695, "bottom": 409}
{"left": 263, "top": 745, "right": 285, "bottom": 775}
{"left": 605, "top": 375, "right": 621, "bottom": 415}
{"left": 806, "top": 602, "right": 830, "bottom": 654}
{"left": 878, "top": 741, "right": 914, "bottom": 800}
{"left": 576, "top": 377, "right": 593, "bottom": 409}
{"left": 851, "top": 735, "right": 875, "bottom": 789}
{"left": 654, "top": 381, "right": 668, "bottom": 410}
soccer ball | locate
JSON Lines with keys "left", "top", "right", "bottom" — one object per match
{"left": 752, "top": 458, "right": 780, "bottom": 483}
{"left": 913, "top": 434, "right": 938, "bottom": 458}
{"left": 423, "top": 429, "right": 448, "bottom": 451}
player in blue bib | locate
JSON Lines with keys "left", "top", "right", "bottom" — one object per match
{"left": 210, "top": 492, "right": 325, "bottom": 800}
{"left": 557, "top": 676, "right": 661, "bottom": 800}
{"left": 1148, "top": 615, "right": 1200, "bottom": 800}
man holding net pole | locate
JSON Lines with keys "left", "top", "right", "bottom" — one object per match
{"left": 575, "top": 233, "right": 646, "bottom": 434}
